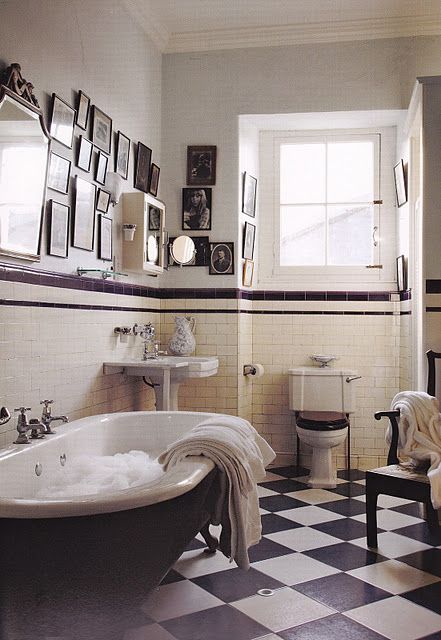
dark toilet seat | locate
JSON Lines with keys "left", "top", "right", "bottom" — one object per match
{"left": 296, "top": 411, "right": 349, "bottom": 431}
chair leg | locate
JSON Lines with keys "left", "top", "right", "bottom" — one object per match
{"left": 366, "top": 489, "right": 379, "bottom": 549}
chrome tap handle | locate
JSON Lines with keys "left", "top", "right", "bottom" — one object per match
{"left": 14, "top": 407, "right": 32, "bottom": 444}
{"left": 346, "top": 375, "right": 362, "bottom": 383}
{"left": 40, "top": 399, "right": 54, "bottom": 407}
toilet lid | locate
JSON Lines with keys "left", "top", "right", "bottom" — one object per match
{"left": 297, "top": 411, "right": 349, "bottom": 431}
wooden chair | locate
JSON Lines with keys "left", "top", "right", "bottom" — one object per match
{"left": 366, "top": 349, "right": 441, "bottom": 548}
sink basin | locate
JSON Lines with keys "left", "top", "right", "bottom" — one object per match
{"left": 103, "top": 356, "right": 219, "bottom": 410}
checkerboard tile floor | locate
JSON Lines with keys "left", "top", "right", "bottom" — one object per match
{"left": 125, "top": 467, "right": 441, "bottom": 640}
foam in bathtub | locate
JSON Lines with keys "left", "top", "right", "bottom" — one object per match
{"left": 35, "top": 450, "right": 164, "bottom": 498}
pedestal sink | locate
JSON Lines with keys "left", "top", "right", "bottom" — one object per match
{"left": 103, "top": 356, "right": 219, "bottom": 410}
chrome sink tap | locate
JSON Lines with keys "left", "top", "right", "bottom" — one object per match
{"left": 40, "top": 400, "right": 69, "bottom": 434}
{"left": 133, "top": 323, "right": 159, "bottom": 360}
{"left": 14, "top": 407, "right": 33, "bottom": 444}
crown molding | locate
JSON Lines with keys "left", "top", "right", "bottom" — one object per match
{"left": 122, "top": 0, "right": 170, "bottom": 52}
{"left": 164, "top": 15, "right": 441, "bottom": 54}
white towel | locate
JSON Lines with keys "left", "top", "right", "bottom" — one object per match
{"left": 390, "top": 391, "right": 441, "bottom": 508}
{"left": 158, "top": 415, "right": 275, "bottom": 569}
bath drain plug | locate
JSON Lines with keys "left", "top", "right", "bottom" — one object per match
{"left": 257, "top": 588, "right": 274, "bottom": 597}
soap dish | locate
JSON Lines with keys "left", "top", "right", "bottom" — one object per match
{"left": 310, "top": 354, "right": 338, "bottom": 367}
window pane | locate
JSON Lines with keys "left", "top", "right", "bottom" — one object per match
{"left": 280, "top": 205, "right": 325, "bottom": 265}
{"left": 328, "top": 204, "right": 373, "bottom": 265}
{"left": 327, "top": 141, "right": 374, "bottom": 203}
{"left": 280, "top": 143, "right": 325, "bottom": 204}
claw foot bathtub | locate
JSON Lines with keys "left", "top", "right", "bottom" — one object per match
{"left": 0, "top": 411, "right": 222, "bottom": 640}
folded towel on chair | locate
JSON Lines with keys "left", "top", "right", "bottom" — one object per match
{"left": 390, "top": 391, "right": 441, "bottom": 508}
{"left": 158, "top": 415, "right": 275, "bottom": 569}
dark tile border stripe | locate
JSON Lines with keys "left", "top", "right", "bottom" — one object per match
{"left": 0, "top": 299, "right": 159, "bottom": 313}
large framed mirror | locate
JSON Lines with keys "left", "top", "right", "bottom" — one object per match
{"left": 0, "top": 65, "right": 50, "bottom": 261}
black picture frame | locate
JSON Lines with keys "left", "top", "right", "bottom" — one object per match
{"left": 50, "top": 93, "right": 75, "bottom": 149}
{"left": 73, "top": 176, "right": 96, "bottom": 251}
{"left": 209, "top": 242, "right": 234, "bottom": 275}
{"left": 47, "top": 152, "right": 71, "bottom": 194}
{"left": 115, "top": 131, "right": 130, "bottom": 179}
{"left": 98, "top": 215, "right": 112, "bottom": 261}
{"left": 242, "top": 172, "right": 257, "bottom": 217}
{"left": 393, "top": 160, "right": 407, "bottom": 207}
{"left": 76, "top": 90, "right": 90, "bottom": 130}
{"left": 148, "top": 163, "right": 160, "bottom": 197}
{"left": 148, "top": 204, "right": 161, "bottom": 230}
{"left": 48, "top": 200, "right": 69, "bottom": 258}
{"left": 186, "top": 145, "right": 217, "bottom": 186}
{"left": 182, "top": 187, "right": 212, "bottom": 230}
{"left": 92, "top": 105, "right": 112, "bottom": 154}
{"left": 96, "top": 188, "right": 111, "bottom": 213}
{"left": 134, "top": 142, "right": 152, "bottom": 193}
{"left": 77, "top": 136, "right": 93, "bottom": 172}
{"left": 243, "top": 221, "right": 256, "bottom": 260}
{"left": 169, "top": 236, "right": 210, "bottom": 267}
{"left": 243, "top": 258, "right": 254, "bottom": 287}
{"left": 95, "top": 151, "right": 108, "bottom": 185}
{"left": 397, "top": 254, "right": 407, "bottom": 292}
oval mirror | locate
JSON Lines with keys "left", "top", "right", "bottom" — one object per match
{"left": 147, "top": 234, "right": 159, "bottom": 263}
{"left": 171, "top": 236, "right": 195, "bottom": 265}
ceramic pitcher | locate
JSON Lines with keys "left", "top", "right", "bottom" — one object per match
{"left": 168, "top": 316, "right": 196, "bottom": 356}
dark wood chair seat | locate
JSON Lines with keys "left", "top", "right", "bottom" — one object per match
{"left": 366, "top": 350, "right": 441, "bottom": 548}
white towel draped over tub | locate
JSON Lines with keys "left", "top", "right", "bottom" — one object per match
{"left": 158, "top": 415, "right": 276, "bottom": 569}
{"left": 389, "top": 391, "right": 441, "bottom": 508}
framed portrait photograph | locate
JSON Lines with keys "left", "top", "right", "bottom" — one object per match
{"left": 76, "top": 90, "right": 90, "bottom": 130}
{"left": 243, "top": 221, "right": 256, "bottom": 260}
{"left": 187, "top": 145, "right": 217, "bottom": 186}
{"left": 396, "top": 254, "right": 407, "bottom": 292}
{"left": 115, "top": 131, "right": 130, "bottom": 179}
{"left": 50, "top": 93, "right": 75, "bottom": 149}
{"left": 243, "top": 258, "right": 254, "bottom": 287}
{"left": 134, "top": 141, "right": 152, "bottom": 193}
{"left": 96, "top": 188, "right": 111, "bottom": 213}
{"left": 48, "top": 200, "right": 69, "bottom": 258}
{"left": 209, "top": 242, "right": 234, "bottom": 275}
{"left": 242, "top": 172, "right": 257, "bottom": 217}
{"left": 99, "top": 215, "right": 112, "bottom": 261}
{"left": 182, "top": 187, "right": 212, "bottom": 230}
{"left": 95, "top": 151, "right": 108, "bottom": 185}
{"left": 168, "top": 236, "right": 209, "bottom": 267}
{"left": 47, "top": 152, "right": 71, "bottom": 194}
{"left": 92, "top": 106, "right": 112, "bottom": 154}
{"left": 148, "top": 163, "right": 160, "bottom": 197}
{"left": 77, "top": 136, "right": 93, "bottom": 172}
{"left": 393, "top": 159, "right": 407, "bottom": 207}
{"left": 73, "top": 176, "right": 96, "bottom": 251}
{"left": 148, "top": 204, "right": 161, "bottom": 230}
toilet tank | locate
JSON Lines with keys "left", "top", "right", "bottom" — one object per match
{"left": 288, "top": 367, "right": 358, "bottom": 414}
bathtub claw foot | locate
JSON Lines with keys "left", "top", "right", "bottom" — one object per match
{"left": 200, "top": 523, "right": 218, "bottom": 554}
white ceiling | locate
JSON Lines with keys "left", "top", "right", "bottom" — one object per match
{"left": 123, "top": 0, "right": 441, "bottom": 53}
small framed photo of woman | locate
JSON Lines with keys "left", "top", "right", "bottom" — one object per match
{"left": 48, "top": 201, "right": 69, "bottom": 258}
{"left": 95, "top": 151, "right": 108, "bottom": 185}
{"left": 182, "top": 187, "right": 212, "bottom": 230}
{"left": 98, "top": 215, "right": 112, "bottom": 261}
{"left": 209, "top": 242, "right": 234, "bottom": 275}
{"left": 243, "top": 259, "right": 254, "bottom": 287}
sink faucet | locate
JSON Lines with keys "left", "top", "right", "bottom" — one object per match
{"left": 133, "top": 323, "right": 159, "bottom": 360}
{"left": 40, "top": 400, "right": 69, "bottom": 434}
{"left": 14, "top": 407, "right": 33, "bottom": 444}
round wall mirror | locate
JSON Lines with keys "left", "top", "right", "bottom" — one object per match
{"left": 170, "top": 236, "right": 195, "bottom": 265}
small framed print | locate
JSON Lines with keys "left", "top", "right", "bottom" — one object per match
{"left": 393, "top": 159, "right": 407, "bottom": 207}
{"left": 396, "top": 254, "right": 407, "bottom": 292}
{"left": 76, "top": 90, "right": 90, "bottom": 130}
{"left": 242, "top": 172, "right": 257, "bottom": 217}
{"left": 47, "top": 152, "right": 71, "bottom": 194}
{"left": 243, "top": 259, "right": 254, "bottom": 287}
{"left": 115, "top": 131, "right": 130, "bottom": 179}
{"left": 92, "top": 106, "right": 112, "bottom": 154}
{"left": 95, "top": 151, "right": 108, "bottom": 185}
{"left": 96, "top": 188, "right": 111, "bottom": 213}
{"left": 148, "top": 204, "right": 161, "bottom": 230}
{"left": 73, "top": 176, "right": 96, "bottom": 251}
{"left": 50, "top": 93, "right": 75, "bottom": 149}
{"left": 187, "top": 145, "right": 216, "bottom": 186}
{"left": 243, "top": 221, "right": 256, "bottom": 260}
{"left": 134, "top": 141, "right": 152, "bottom": 193}
{"left": 148, "top": 163, "right": 160, "bottom": 197}
{"left": 209, "top": 242, "right": 234, "bottom": 275}
{"left": 99, "top": 215, "right": 112, "bottom": 261}
{"left": 48, "top": 201, "right": 69, "bottom": 258}
{"left": 77, "top": 136, "right": 93, "bottom": 172}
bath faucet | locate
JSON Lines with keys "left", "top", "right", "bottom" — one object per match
{"left": 133, "top": 323, "right": 159, "bottom": 360}
{"left": 13, "top": 407, "right": 33, "bottom": 444}
{"left": 40, "top": 400, "right": 69, "bottom": 434}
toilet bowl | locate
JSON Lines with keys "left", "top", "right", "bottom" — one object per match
{"left": 288, "top": 367, "right": 359, "bottom": 489}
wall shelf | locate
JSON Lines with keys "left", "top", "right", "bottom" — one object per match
{"left": 76, "top": 268, "right": 128, "bottom": 280}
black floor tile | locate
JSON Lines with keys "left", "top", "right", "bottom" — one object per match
{"left": 269, "top": 465, "right": 309, "bottom": 478}
{"left": 397, "top": 548, "right": 441, "bottom": 577}
{"left": 338, "top": 469, "right": 365, "bottom": 481}
{"left": 279, "top": 612, "right": 388, "bottom": 639}
{"left": 390, "top": 502, "right": 425, "bottom": 518}
{"left": 312, "top": 517, "right": 375, "bottom": 541}
{"left": 248, "top": 537, "right": 294, "bottom": 562}
{"left": 261, "top": 513, "right": 303, "bottom": 535}
{"left": 186, "top": 537, "right": 206, "bottom": 551}
{"left": 294, "top": 572, "right": 392, "bottom": 611}
{"left": 402, "top": 581, "right": 441, "bottom": 615}
{"left": 329, "top": 482, "right": 366, "bottom": 498}
{"left": 260, "top": 478, "right": 309, "bottom": 493}
{"left": 192, "top": 567, "right": 284, "bottom": 602}
{"left": 160, "top": 569, "right": 186, "bottom": 585}
{"left": 394, "top": 522, "right": 441, "bottom": 546}
{"left": 304, "top": 542, "right": 387, "bottom": 571}
{"left": 319, "top": 498, "right": 367, "bottom": 517}
{"left": 259, "top": 494, "right": 308, "bottom": 512}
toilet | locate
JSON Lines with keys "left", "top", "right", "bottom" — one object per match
{"left": 288, "top": 367, "right": 358, "bottom": 488}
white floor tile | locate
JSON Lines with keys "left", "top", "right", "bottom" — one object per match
{"left": 351, "top": 510, "right": 423, "bottom": 530}
{"left": 258, "top": 486, "right": 279, "bottom": 498}
{"left": 252, "top": 552, "right": 340, "bottom": 585}
{"left": 344, "top": 595, "right": 441, "bottom": 640}
{"left": 296, "top": 475, "right": 346, "bottom": 485}
{"left": 354, "top": 494, "right": 414, "bottom": 507}
{"left": 173, "top": 548, "right": 235, "bottom": 578}
{"left": 123, "top": 623, "right": 177, "bottom": 640}
{"left": 231, "top": 586, "right": 335, "bottom": 632}
{"left": 260, "top": 508, "right": 270, "bottom": 515}
{"left": 285, "top": 488, "right": 346, "bottom": 504}
{"left": 350, "top": 531, "right": 431, "bottom": 558}
{"left": 262, "top": 472, "right": 286, "bottom": 482}
{"left": 141, "top": 580, "right": 222, "bottom": 621}
{"left": 347, "top": 559, "right": 440, "bottom": 594}
{"left": 266, "top": 526, "right": 341, "bottom": 552}
{"left": 277, "top": 505, "right": 345, "bottom": 526}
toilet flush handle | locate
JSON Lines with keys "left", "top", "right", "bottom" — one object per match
{"left": 346, "top": 375, "right": 362, "bottom": 383}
